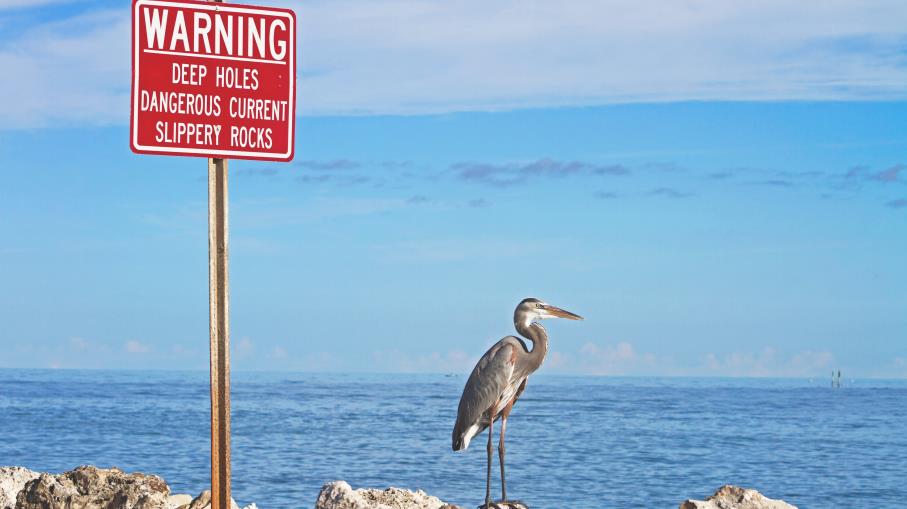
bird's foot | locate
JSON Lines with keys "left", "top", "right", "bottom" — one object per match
{"left": 477, "top": 502, "right": 504, "bottom": 509}
{"left": 479, "top": 498, "right": 529, "bottom": 509}
{"left": 493, "top": 501, "right": 529, "bottom": 509}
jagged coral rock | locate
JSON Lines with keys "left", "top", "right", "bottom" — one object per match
{"left": 315, "top": 481, "right": 460, "bottom": 509}
{"left": 15, "top": 465, "right": 171, "bottom": 509}
{"left": 0, "top": 467, "right": 40, "bottom": 509}
{"left": 679, "top": 485, "right": 797, "bottom": 509}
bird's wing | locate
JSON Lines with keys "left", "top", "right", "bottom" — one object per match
{"left": 452, "top": 336, "right": 522, "bottom": 451}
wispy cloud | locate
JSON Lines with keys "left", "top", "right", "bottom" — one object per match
{"left": 708, "top": 171, "right": 734, "bottom": 180}
{"left": 648, "top": 187, "right": 693, "bottom": 199}
{"left": 124, "top": 339, "right": 151, "bottom": 354}
{"left": 236, "top": 159, "right": 425, "bottom": 188}
{"left": 296, "top": 0, "right": 907, "bottom": 115}
{"left": 0, "top": 9, "right": 128, "bottom": 128}
{"left": 844, "top": 165, "right": 870, "bottom": 180}
{"left": 754, "top": 179, "right": 795, "bottom": 188}
{"left": 886, "top": 198, "right": 907, "bottom": 209}
{"left": 393, "top": 194, "right": 491, "bottom": 209}
{"left": 871, "top": 164, "right": 906, "bottom": 183}
{"left": 370, "top": 349, "right": 477, "bottom": 374}
{"left": 7, "top": 1, "right": 907, "bottom": 126}
{"left": 595, "top": 191, "right": 620, "bottom": 200}
{"left": 576, "top": 341, "right": 658, "bottom": 375}
{"left": 69, "top": 337, "right": 89, "bottom": 351}
{"left": 270, "top": 346, "right": 288, "bottom": 360}
{"left": 295, "top": 159, "right": 361, "bottom": 171}
{"left": 895, "top": 357, "right": 907, "bottom": 376}
{"left": 0, "top": 0, "right": 73, "bottom": 11}
{"left": 452, "top": 158, "right": 628, "bottom": 187}
{"left": 236, "top": 168, "right": 279, "bottom": 178}
{"left": 703, "top": 347, "right": 834, "bottom": 377}
{"left": 373, "top": 237, "right": 543, "bottom": 263}
{"left": 841, "top": 163, "right": 906, "bottom": 186}
{"left": 296, "top": 173, "right": 373, "bottom": 186}
{"left": 236, "top": 337, "right": 254, "bottom": 358}
{"left": 713, "top": 164, "right": 907, "bottom": 211}
{"left": 546, "top": 341, "right": 667, "bottom": 376}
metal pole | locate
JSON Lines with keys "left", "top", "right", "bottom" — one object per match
{"left": 208, "top": 156, "right": 231, "bottom": 509}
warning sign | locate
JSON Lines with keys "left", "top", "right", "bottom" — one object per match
{"left": 130, "top": 0, "right": 296, "bottom": 161}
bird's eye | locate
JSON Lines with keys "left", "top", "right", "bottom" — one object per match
{"left": 536, "top": 303, "right": 542, "bottom": 308}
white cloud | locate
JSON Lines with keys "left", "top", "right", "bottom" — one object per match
{"left": 371, "top": 349, "right": 477, "bottom": 373}
{"left": 262, "top": 348, "right": 344, "bottom": 371}
{"left": 69, "top": 336, "right": 89, "bottom": 351}
{"left": 567, "top": 340, "right": 662, "bottom": 375}
{"left": 0, "top": 0, "right": 72, "bottom": 10}
{"left": 270, "top": 345, "right": 288, "bottom": 359}
{"left": 2, "top": 0, "right": 907, "bottom": 127}
{"left": 703, "top": 347, "right": 835, "bottom": 377}
{"left": 292, "top": 0, "right": 907, "bottom": 115}
{"left": 546, "top": 350, "right": 568, "bottom": 369}
{"left": 894, "top": 357, "right": 907, "bottom": 376}
{"left": 237, "top": 337, "right": 254, "bottom": 358}
{"left": 124, "top": 339, "right": 151, "bottom": 354}
{"left": 0, "top": 9, "right": 129, "bottom": 128}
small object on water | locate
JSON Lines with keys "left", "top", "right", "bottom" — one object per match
{"left": 831, "top": 369, "right": 842, "bottom": 389}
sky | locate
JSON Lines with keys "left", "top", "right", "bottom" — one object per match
{"left": 0, "top": 0, "right": 905, "bottom": 377}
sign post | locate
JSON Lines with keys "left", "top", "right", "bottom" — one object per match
{"left": 208, "top": 155, "right": 230, "bottom": 509}
{"left": 130, "top": 0, "right": 296, "bottom": 507}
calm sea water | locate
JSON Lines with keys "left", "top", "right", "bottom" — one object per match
{"left": 1, "top": 369, "right": 905, "bottom": 509}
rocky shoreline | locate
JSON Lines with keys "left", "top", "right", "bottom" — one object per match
{"left": 0, "top": 466, "right": 256, "bottom": 509}
{"left": 1, "top": 466, "right": 797, "bottom": 509}
{"left": 313, "top": 481, "right": 797, "bottom": 509}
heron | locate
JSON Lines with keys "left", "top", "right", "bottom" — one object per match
{"left": 452, "top": 297, "right": 582, "bottom": 509}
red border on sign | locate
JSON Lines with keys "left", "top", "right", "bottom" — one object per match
{"left": 130, "top": 0, "right": 297, "bottom": 162}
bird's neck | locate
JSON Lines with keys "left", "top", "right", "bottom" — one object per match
{"left": 516, "top": 321, "right": 548, "bottom": 372}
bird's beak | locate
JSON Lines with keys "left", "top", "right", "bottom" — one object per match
{"left": 544, "top": 304, "right": 583, "bottom": 320}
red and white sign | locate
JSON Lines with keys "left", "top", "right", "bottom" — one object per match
{"left": 131, "top": 0, "right": 296, "bottom": 161}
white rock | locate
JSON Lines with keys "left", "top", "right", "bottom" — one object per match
{"left": 0, "top": 467, "right": 40, "bottom": 509}
{"left": 168, "top": 494, "right": 193, "bottom": 509}
{"left": 680, "top": 485, "right": 798, "bottom": 509}
{"left": 179, "top": 490, "right": 244, "bottom": 509}
{"left": 314, "top": 481, "right": 457, "bottom": 509}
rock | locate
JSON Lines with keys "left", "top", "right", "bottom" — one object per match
{"left": 177, "top": 490, "right": 246, "bottom": 509}
{"left": 0, "top": 467, "right": 40, "bottom": 509}
{"left": 16, "top": 465, "right": 171, "bottom": 509}
{"left": 168, "top": 494, "right": 193, "bottom": 508}
{"left": 680, "top": 485, "right": 798, "bottom": 509}
{"left": 315, "top": 481, "right": 460, "bottom": 509}
{"left": 185, "top": 490, "right": 211, "bottom": 509}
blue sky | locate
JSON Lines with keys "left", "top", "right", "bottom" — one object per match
{"left": 1, "top": 1, "right": 905, "bottom": 377}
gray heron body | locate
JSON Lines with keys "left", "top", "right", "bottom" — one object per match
{"left": 452, "top": 298, "right": 582, "bottom": 509}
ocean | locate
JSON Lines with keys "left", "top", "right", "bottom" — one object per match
{"left": 1, "top": 369, "right": 905, "bottom": 508}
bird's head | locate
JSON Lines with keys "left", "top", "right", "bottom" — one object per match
{"left": 514, "top": 297, "right": 583, "bottom": 330}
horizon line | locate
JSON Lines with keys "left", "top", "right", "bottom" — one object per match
{"left": 0, "top": 366, "right": 902, "bottom": 381}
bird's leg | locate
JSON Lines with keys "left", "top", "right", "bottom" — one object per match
{"left": 481, "top": 410, "right": 499, "bottom": 509}
{"left": 496, "top": 402, "right": 527, "bottom": 508}
{"left": 498, "top": 402, "right": 512, "bottom": 502}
